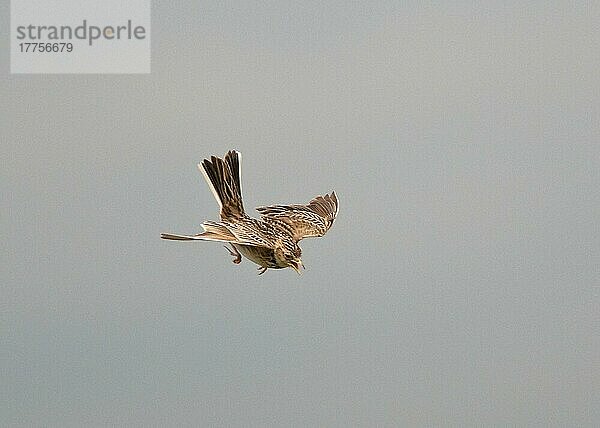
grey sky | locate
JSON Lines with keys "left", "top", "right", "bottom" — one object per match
{"left": 1, "top": 1, "right": 599, "bottom": 426}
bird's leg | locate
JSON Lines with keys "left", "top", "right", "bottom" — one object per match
{"left": 224, "top": 245, "right": 242, "bottom": 264}
{"left": 257, "top": 266, "right": 267, "bottom": 275}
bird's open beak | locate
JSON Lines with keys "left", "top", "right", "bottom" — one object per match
{"left": 291, "top": 260, "right": 304, "bottom": 275}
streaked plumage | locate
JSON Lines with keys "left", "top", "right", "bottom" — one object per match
{"left": 161, "top": 150, "right": 338, "bottom": 275}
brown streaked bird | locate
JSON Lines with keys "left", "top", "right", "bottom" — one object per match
{"left": 161, "top": 150, "right": 338, "bottom": 275}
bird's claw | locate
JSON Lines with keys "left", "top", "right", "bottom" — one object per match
{"left": 224, "top": 245, "right": 242, "bottom": 264}
{"left": 257, "top": 266, "right": 267, "bottom": 275}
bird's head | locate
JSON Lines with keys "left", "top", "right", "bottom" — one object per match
{"left": 277, "top": 244, "right": 304, "bottom": 275}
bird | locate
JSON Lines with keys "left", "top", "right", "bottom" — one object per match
{"left": 161, "top": 150, "right": 338, "bottom": 275}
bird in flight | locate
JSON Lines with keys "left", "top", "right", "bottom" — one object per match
{"left": 161, "top": 150, "right": 338, "bottom": 275}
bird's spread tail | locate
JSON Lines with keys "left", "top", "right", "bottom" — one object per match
{"left": 160, "top": 233, "right": 199, "bottom": 241}
{"left": 199, "top": 150, "right": 245, "bottom": 220}
{"left": 161, "top": 221, "right": 237, "bottom": 243}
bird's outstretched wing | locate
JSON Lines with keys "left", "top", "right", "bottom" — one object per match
{"left": 199, "top": 150, "right": 246, "bottom": 220}
{"left": 256, "top": 192, "right": 338, "bottom": 242}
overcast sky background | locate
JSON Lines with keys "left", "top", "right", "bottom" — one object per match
{"left": 1, "top": 1, "right": 599, "bottom": 426}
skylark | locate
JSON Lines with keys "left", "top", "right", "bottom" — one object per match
{"left": 161, "top": 150, "right": 338, "bottom": 275}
